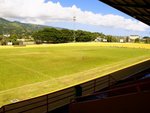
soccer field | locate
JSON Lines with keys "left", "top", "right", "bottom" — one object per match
{"left": 0, "top": 42, "right": 150, "bottom": 106}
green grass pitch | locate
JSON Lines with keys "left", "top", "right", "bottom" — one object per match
{"left": 0, "top": 43, "right": 149, "bottom": 106}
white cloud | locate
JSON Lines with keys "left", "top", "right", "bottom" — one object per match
{"left": 0, "top": 0, "right": 149, "bottom": 31}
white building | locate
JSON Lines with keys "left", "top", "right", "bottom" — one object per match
{"left": 7, "top": 42, "right": 13, "bottom": 45}
{"left": 95, "top": 37, "right": 102, "bottom": 42}
{"left": 102, "top": 39, "right": 107, "bottom": 42}
{"left": 120, "top": 39, "right": 124, "bottom": 43}
{"left": 3, "top": 34, "right": 10, "bottom": 37}
{"left": 129, "top": 35, "right": 140, "bottom": 40}
{"left": 23, "top": 41, "right": 35, "bottom": 45}
{"left": 17, "top": 39, "right": 25, "bottom": 42}
{"left": 128, "top": 35, "right": 140, "bottom": 42}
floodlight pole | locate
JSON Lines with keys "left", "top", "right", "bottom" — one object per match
{"left": 73, "top": 16, "right": 76, "bottom": 42}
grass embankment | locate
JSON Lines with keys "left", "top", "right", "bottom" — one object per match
{"left": 0, "top": 42, "right": 149, "bottom": 106}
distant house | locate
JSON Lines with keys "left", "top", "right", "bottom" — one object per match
{"left": 23, "top": 41, "right": 35, "bottom": 45}
{"left": 17, "top": 39, "right": 35, "bottom": 45}
{"left": 95, "top": 37, "right": 102, "bottom": 42}
{"left": 129, "top": 35, "right": 140, "bottom": 42}
{"left": 7, "top": 42, "right": 13, "bottom": 46}
{"left": 17, "top": 39, "right": 25, "bottom": 42}
{"left": 3, "top": 34, "right": 10, "bottom": 37}
{"left": 120, "top": 39, "right": 124, "bottom": 43}
{"left": 102, "top": 39, "right": 107, "bottom": 42}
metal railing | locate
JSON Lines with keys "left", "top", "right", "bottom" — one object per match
{"left": 73, "top": 78, "right": 150, "bottom": 103}
{"left": 0, "top": 74, "right": 117, "bottom": 113}
{"left": 0, "top": 59, "right": 149, "bottom": 113}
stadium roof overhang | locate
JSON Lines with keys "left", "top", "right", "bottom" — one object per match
{"left": 99, "top": 0, "right": 150, "bottom": 26}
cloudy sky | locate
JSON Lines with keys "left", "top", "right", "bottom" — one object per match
{"left": 0, "top": 0, "right": 149, "bottom": 36}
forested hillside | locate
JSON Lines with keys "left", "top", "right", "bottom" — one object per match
{"left": 0, "top": 18, "right": 50, "bottom": 34}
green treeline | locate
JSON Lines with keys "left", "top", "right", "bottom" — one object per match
{"left": 32, "top": 28, "right": 106, "bottom": 44}
{"left": 1, "top": 27, "right": 150, "bottom": 45}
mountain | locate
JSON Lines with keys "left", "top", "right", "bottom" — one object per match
{"left": 0, "top": 18, "right": 53, "bottom": 35}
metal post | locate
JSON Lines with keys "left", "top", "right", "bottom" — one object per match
{"left": 46, "top": 95, "right": 49, "bottom": 113}
{"left": 73, "top": 16, "right": 76, "bottom": 42}
{"left": 2, "top": 106, "right": 5, "bottom": 113}
{"left": 108, "top": 75, "right": 111, "bottom": 89}
{"left": 136, "top": 83, "right": 141, "bottom": 93}
{"left": 94, "top": 79, "right": 96, "bottom": 93}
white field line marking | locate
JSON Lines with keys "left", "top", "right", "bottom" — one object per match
{"left": 0, "top": 52, "right": 52, "bottom": 57}
{"left": 0, "top": 58, "right": 55, "bottom": 79}
{"left": 0, "top": 60, "right": 126, "bottom": 93}
{"left": 0, "top": 63, "right": 120, "bottom": 94}
{"left": 0, "top": 56, "right": 149, "bottom": 94}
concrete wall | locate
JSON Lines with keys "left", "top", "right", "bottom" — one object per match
{"left": 23, "top": 42, "right": 35, "bottom": 45}
{"left": 0, "top": 59, "right": 149, "bottom": 113}
{"left": 70, "top": 91, "right": 150, "bottom": 113}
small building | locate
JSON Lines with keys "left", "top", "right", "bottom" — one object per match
{"left": 7, "top": 42, "right": 13, "bottom": 45}
{"left": 3, "top": 34, "right": 10, "bottom": 38}
{"left": 102, "top": 39, "right": 107, "bottom": 42}
{"left": 95, "top": 37, "right": 102, "bottom": 42}
{"left": 23, "top": 41, "right": 35, "bottom": 45}
{"left": 17, "top": 39, "right": 25, "bottom": 42}
{"left": 17, "top": 39, "right": 35, "bottom": 45}
{"left": 120, "top": 39, "right": 124, "bottom": 43}
{"left": 129, "top": 35, "right": 140, "bottom": 42}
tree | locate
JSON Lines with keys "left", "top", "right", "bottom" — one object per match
{"left": 143, "top": 36, "right": 150, "bottom": 44}
{"left": 105, "top": 35, "right": 119, "bottom": 42}
{"left": 106, "top": 35, "right": 113, "bottom": 42}
{"left": 32, "top": 28, "right": 60, "bottom": 43}
{"left": 76, "top": 30, "right": 93, "bottom": 42}
{"left": 6, "top": 34, "right": 20, "bottom": 45}
{"left": 0, "top": 35, "right": 3, "bottom": 41}
{"left": 33, "top": 28, "right": 74, "bottom": 43}
{"left": 33, "top": 28, "right": 75, "bottom": 43}
{"left": 135, "top": 38, "right": 140, "bottom": 43}
{"left": 60, "top": 29, "right": 74, "bottom": 43}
